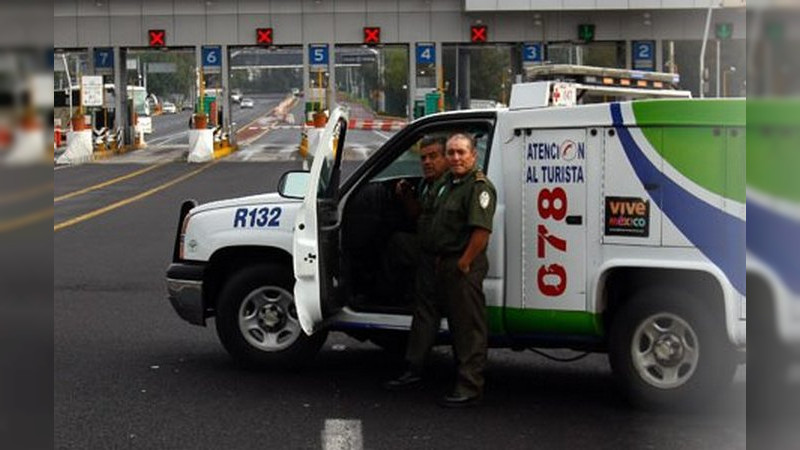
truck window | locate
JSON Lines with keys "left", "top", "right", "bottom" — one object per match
{"left": 372, "top": 126, "right": 492, "bottom": 182}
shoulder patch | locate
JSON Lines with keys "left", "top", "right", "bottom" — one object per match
{"left": 479, "top": 191, "right": 491, "bottom": 209}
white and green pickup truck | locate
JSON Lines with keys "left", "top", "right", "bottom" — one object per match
{"left": 166, "top": 79, "right": 745, "bottom": 409}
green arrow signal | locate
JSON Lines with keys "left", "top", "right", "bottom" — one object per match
{"left": 578, "top": 24, "right": 595, "bottom": 42}
{"left": 715, "top": 23, "right": 733, "bottom": 40}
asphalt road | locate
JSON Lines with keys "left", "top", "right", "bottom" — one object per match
{"left": 53, "top": 159, "right": 746, "bottom": 450}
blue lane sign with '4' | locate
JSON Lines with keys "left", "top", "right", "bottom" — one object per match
{"left": 202, "top": 46, "right": 222, "bottom": 68}
{"left": 522, "top": 43, "right": 543, "bottom": 63}
{"left": 309, "top": 44, "right": 329, "bottom": 66}
{"left": 632, "top": 41, "right": 655, "bottom": 71}
{"left": 416, "top": 43, "right": 435, "bottom": 65}
{"left": 94, "top": 48, "right": 114, "bottom": 70}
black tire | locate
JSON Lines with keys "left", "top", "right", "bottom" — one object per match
{"left": 608, "top": 288, "right": 738, "bottom": 410}
{"left": 215, "top": 264, "right": 327, "bottom": 369}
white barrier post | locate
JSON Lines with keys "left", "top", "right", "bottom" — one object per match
{"left": 187, "top": 129, "right": 215, "bottom": 163}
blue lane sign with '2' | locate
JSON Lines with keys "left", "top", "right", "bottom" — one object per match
{"left": 522, "top": 43, "right": 543, "bottom": 63}
{"left": 94, "top": 48, "right": 114, "bottom": 70}
{"left": 632, "top": 41, "right": 655, "bottom": 71}
{"left": 309, "top": 44, "right": 329, "bottom": 66}
{"left": 416, "top": 43, "right": 435, "bottom": 65}
{"left": 202, "top": 46, "right": 222, "bottom": 68}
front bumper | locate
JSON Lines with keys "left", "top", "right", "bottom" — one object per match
{"left": 166, "top": 262, "right": 206, "bottom": 326}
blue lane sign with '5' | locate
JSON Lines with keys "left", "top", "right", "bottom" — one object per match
{"left": 202, "top": 46, "right": 222, "bottom": 68}
{"left": 632, "top": 41, "right": 655, "bottom": 71}
{"left": 522, "top": 43, "right": 543, "bottom": 63}
{"left": 309, "top": 44, "right": 329, "bottom": 66}
{"left": 94, "top": 48, "right": 114, "bottom": 69}
{"left": 416, "top": 43, "right": 435, "bottom": 65}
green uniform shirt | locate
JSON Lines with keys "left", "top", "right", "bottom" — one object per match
{"left": 429, "top": 169, "right": 497, "bottom": 255}
{"left": 417, "top": 175, "right": 447, "bottom": 251}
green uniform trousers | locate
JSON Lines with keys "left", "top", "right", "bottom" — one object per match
{"left": 437, "top": 253, "right": 489, "bottom": 397}
{"left": 404, "top": 252, "right": 443, "bottom": 371}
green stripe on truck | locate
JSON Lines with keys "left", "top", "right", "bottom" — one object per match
{"left": 633, "top": 100, "right": 746, "bottom": 204}
{"left": 488, "top": 307, "right": 602, "bottom": 336}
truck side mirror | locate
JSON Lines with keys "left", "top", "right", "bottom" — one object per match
{"left": 278, "top": 170, "right": 311, "bottom": 199}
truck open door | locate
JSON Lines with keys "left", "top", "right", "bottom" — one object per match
{"left": 291, "top": 107, "right": 349, "bottom": 335}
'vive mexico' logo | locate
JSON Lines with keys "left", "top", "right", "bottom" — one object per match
{"left": 605, "top": 197, "right": 650, "bottom": 237}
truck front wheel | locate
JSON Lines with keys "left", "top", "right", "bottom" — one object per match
{"left": 215, "top": 264, "right": 327, "bottom": 368}
{"left": 609, "top": 288, "right": 738, "bottom": 410}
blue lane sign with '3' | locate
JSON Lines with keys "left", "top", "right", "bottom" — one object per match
{"left": 309, "top": 44, "right": 329, "bottom": 66}
{"left": 522, "top": 43, "right": 543, "bottom": 63}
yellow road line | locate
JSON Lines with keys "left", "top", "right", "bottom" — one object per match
{"left": 54, "top": 161, "right": 169, "bottom": 203}
{"left": 54, "top": 161, "right": 218, "bottom": 232}
{"left": 0, "top": 183, "right": 53, "bottom": 205}
{"left": 0, "top": 208, "right": 54, "bottom": 234}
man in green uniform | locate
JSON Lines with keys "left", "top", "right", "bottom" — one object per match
{"left": 431, "top": 132, "right": 497, "bottom": 407}
{"left": 383, "top": 136, "right": 450, "bottom": 389}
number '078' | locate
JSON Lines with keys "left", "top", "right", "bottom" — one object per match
{"left": 536, "top": 187, "right": 567, "bottom": 296}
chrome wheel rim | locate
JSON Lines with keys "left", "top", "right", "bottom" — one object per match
{"left": 631, "top": 312, "right": 699, "bottom": 389}
{"left": 238, "top": 286, "right": 301, "bottom": 352}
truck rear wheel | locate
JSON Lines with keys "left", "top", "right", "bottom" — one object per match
{"left": 215, "top": 264, "right": 327, "bottom": 368}
{"left": 609, "top": 288, "right": 737, "bottom": 410}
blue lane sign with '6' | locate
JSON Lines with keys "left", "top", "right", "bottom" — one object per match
{"left": 632, "top": 41, "right": 655, "bottom": 71}
{"left": 202, "top": 46, "right": 222, "bottom": 68}
{"left": 416, "top": 43, "right": 435, "bottom": 65}
{"left": 309, "top": 44, "right": 329, "bottom": 66}
{"left": 522, "top": 43, "right": 543, "bottom": 63}
{"left": 94, "top": 48, "right": 114, "bottom": 70}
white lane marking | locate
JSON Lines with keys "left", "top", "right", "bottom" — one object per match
{"left": 322, "top": 419, "right": 363, "bottom": 450}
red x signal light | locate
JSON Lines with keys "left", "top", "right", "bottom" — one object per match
{"left": 470, "top": 25, "right": 487, "bottom": 43}
{"left": 148, "top": 29, "right": 166, "bottom": 47}
{"left": 256, "top": 28, "right": 273, "bottom": 45}
{"left": 363, "top": 27, "right": 381, "bottom": 44}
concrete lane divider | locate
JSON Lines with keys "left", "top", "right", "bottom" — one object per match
{"left": 187, "top": 129, "right": 215, "bottom": 163}
{"left": 55, "top": 129, "right": 93, "bottom": 165}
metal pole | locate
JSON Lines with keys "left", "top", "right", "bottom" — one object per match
{"left": 715, "top": 39, "right": 721, "bottom": 97}
{"left": 221, "top": 45, "right": 233, "bottom": 144}
{"left": 63, "top": 54, "right": 73, "bottom": 116}
{"left": 408, "top": 42, "right": 416, "bottom": 121}
{"left": 699, "top": 0, "right": 716, "bottom": 98}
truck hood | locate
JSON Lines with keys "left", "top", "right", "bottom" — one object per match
{"left": 190, "top": 192, "right": 300, "bottom": 215}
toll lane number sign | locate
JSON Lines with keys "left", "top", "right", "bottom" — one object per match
{"left": 309, "top": 44, "right": 328, "bottom": 66}
{"left": 202, "top": 46, "right": 222, "bottom": 68}
{"left": 416, "top": 43, "right": 435, "bottom": 65}
{"left": 522, "top": 43, "right": 543, "bottom": 63}
{"left": 632, "top": 41, "right": 655, "bottom": 71}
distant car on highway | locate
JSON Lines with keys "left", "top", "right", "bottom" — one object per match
{"left": 231, "top": 90, "right": 243, "bottom": 104}
{"left": 240, "top": 98, "right": 254, "bottom": 109}
{"left": 162, "top": 102, "right": 177, "bottom": 114}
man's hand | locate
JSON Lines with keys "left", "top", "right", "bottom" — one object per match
{"left": 457, "top": 258, "right": 470, "bottom": 274}
{"left": 395, "top": 179, "right": 413, "bottom": 198}
{"left": 458, "top": 228, "right": 490, "bottom": 275}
